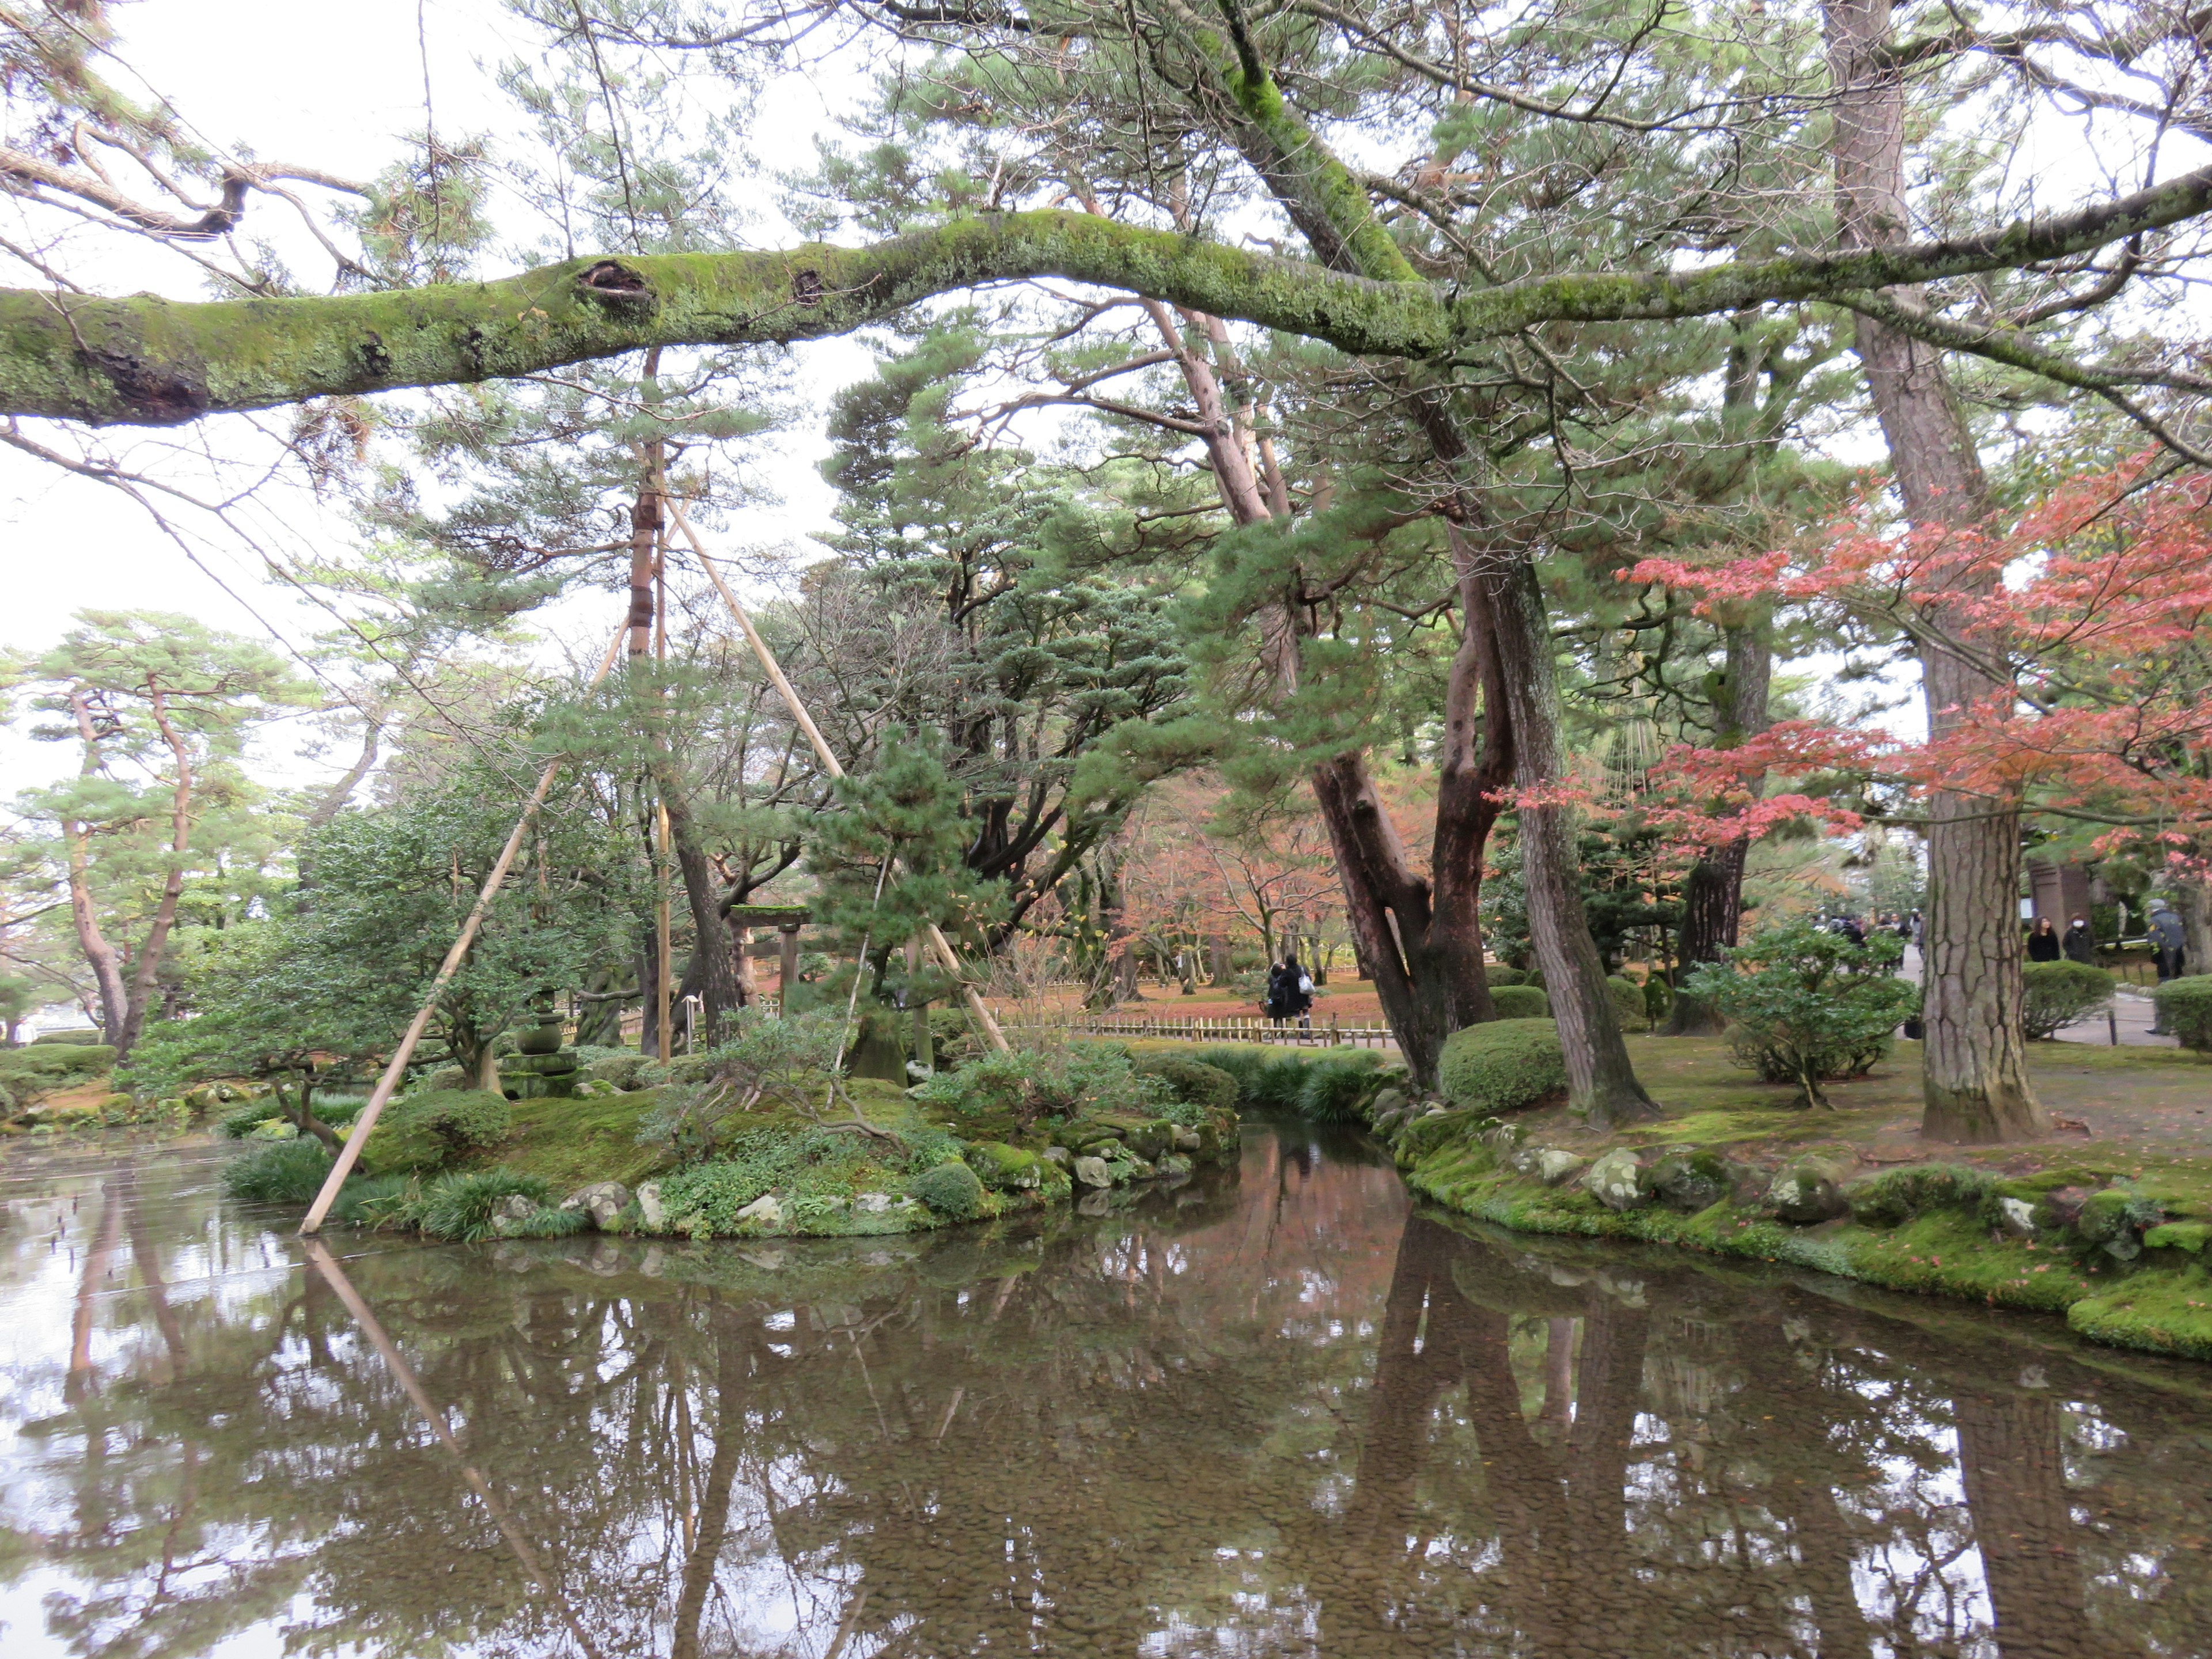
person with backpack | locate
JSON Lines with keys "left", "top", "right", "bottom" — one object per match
{"left": 1264, "top": 953, "right": 1315, "bottom": 1029}
{"left": 2147, "top": 901, "right": 2188, "bottom": 1033}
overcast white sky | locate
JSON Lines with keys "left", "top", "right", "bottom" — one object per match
{"left": 0, "top": 0, "right": 877, "bottom": 797}
{"left": 7, "top": 3, "right": 2193, "bottom": 801}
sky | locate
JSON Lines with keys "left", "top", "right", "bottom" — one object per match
{"left": 0, "top": 0, "right": 877, "bottom": 798}
{"left": 5, "top": 2, "right": 2194, "bottom": 805}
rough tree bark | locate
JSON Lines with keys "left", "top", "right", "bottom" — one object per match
{"left": 1667, "top": 611, "right": 1774, "bottom": 1034}
{"left": 63, "top": 690, "right": 129, "bottom": 1043}
{"left": 0, "top": 185, "right": 2199, "bottom": 422}
{"left": 1827, "top": 0, "right": 2045, "bottom": 1142}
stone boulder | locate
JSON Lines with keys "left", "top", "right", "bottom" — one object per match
{"left": 1643, "top": 1152, "right": 1737, "bottom": 1214}
{"left": 735, "top": 1192, "right": 785, "bottom": 1227}
{"left": 490, "top": 1194, "right": 538, "bottom": 1237}
{"left": 1122, "top": 1120, "right": 1176, "bottom": 1161}
{"left": 1171, "top": 1126, "right": 1203, "bottom": 1153}
{"left": 1995, "top": 1195, "right": 2038, "bottom": 1239}
{"left": 561, "top": 1180, "right": 630, "bottom": 1230}
{"left": 636, "top": 1181, "right": 666, "bottom": 1230}
{"left": 1583, "top": 1147, "right": 1645, "bottom": 1211}
{"left": 1072, "top": 1155, "right": 1112, "bottom": 1190}
{"left": 1533, "top": 1147, "right": 1586, "bottom": 1186}
{"left": 1764, "top": 1164, "right": 1849, "bottom": 1225}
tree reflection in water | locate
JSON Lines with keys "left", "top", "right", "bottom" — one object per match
{"left": 1, "top": 1130, "right": 2206, "bottom": 1658}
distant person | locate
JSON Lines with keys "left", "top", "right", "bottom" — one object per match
{"left": 1264, "top": 954, "right": 1314, "bottom": 1029}
{"left": 1894, "top": 914, "right": 1912, "bottom": 940}
{"left": 1908, "top": 910, "right": 1925, "bottom": 949}
{"left": 2028, "top": 917, "right": 2062, "bottom": 962}
{"left": 1834, "top": 914, "right": 1865, "bottom": 946}
{"left": 2149, "top": 902, "right": 2187, "bottom": 982}
{"left": 2062, "top": 915, "right": 2098, "bottom": 966}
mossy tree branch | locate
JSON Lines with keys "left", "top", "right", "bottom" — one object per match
{"left": 6, "top": 169, "right": 2212, "bottom": 426}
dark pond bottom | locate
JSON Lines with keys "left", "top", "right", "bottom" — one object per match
{"left": 2, "top": 1124, "right": 2207, "bottom": 1657}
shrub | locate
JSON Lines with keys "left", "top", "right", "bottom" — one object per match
{"left": 1483, "top": 965, "right": 1525, "bottom": 987}
{"left": 1605, "top": 976, "right": 1647, "bottom": 1030}
{"left": 360, "top": 1090, "right": 512, "bottom": 1175}
{"left": 0, "top": 1043, "right": 113, "bottom": 1082}
{"left": 1438, "top": 1020, "right": 1567, "bottom": 1114}
{"left": 581, "top": 1051, "right": 651, "bottom": 1092}
{"left": 1683, "top": 922, "right": 1919, "bottom": 1106}
{"left": 330, "top": 1172, "right": 421, "bottom": 1230}
{"left": 31, "top": 1030, "right": 109, "bottom": 1046}
{"left": 912, "top": 1045, "right": 1166, "bottom": 1130}
{"left": 1846, "top": 1164, "right": 1995, "bottom": 1228}
{"left": 909, "top": 1159, "right": 986, "bottom": 1218}
{"left": 414, "top": 1170, "right": 556, "bottom": 1241}
{"left": 506, "top": 1204, "right": 593, "bottom": 1238}
{"left": 1643, "top": 976, "right": 1673, "bottom": 1024}
{"left": 1488, "top": 984, "right": 1550, "bottom": 1020}
{"left": 1293, "top": 1050, "right": 1387, "bottom": 1123}
{"left": 1188, "top": 1046, "right": 1310, "bottom": 1111}
{"left": 224, "top": 1138, "right": 337, "bottom": 1205}
{"left": 2020, "top": 961, "right": 2116, "bottom": 1039}
{"left": 2151, "top": 975, "right": 2212, "bottom": 1053}
{"left": 1132, "top": 1055, "right": 1238, "bottom": 1114}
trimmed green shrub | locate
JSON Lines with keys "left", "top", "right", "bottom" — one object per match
{"left": 1683, "top": 922, "right": 1918, "bottom": 1105}
{"left": 2020, "top": 961, "right": 2116, "bottom": 1039}
{"left": 2151, "top": 975, "right": 2212, "bottom": 1053}
{"left": 1133, "top": 1055, "right": 1238, "bottom": 1114}
{"left": 1438, "top": 1020, "right": 1567, "bottom": 1114}
{"left": 1846, "top": 1164, "right": 1994, "bottom": 1228}
{"left": 359, "top": 1090, "right": 512, "bottom": 1175}
{"left": 1488, "top": 984, "right": 1550, "bottom": 1020}
{"left": 1605, "top": 976, "right": 1647, "bottom": 1030}
{"left": 414, "top": 1170, "right": 555, "bottom": 1241}
{"left": 910, "top": 1159, "right": 986, "bottom": 1218}
{"left": 223, "top": 1138, "right": 336, "bottom": 1205}
{"left": 0, "top": 1043, "right": 113, "bottom": 1081}
{"left": 1483, "top": 965, "right": 1525, "bottom": 987}
{"left": 1643, "top": 976, "right": 1673, "bottom": 1024}
{"left": 31, "top": 1029, "right": 108, "bottom": 1046}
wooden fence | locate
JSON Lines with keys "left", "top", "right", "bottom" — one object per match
{"left": 999, "top": 1011, "right": 1395, "bottom": 1049}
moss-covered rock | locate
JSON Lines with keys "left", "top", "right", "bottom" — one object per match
{"left": 1132, "top": 1056, "right": 1238, "bottom": 1114}
{"left": 909, "top": 1160, "right": 985, "bottom": 1218}
{"left": 1643, "top": 1149, "right": 1738, "bottom": 1213}
{"left": 964, "top": 1140, "right": 1042, "bottom": 1191}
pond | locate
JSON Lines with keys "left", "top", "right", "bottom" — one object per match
{"left": 2, "top": 1124, "right": 2207, "bottom": 1658}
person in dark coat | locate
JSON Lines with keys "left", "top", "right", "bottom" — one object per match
{"left": 2027, "top": 918, "right": 2062, "bottom": 962}
{"left": 1264, "top": 954, "right": 1315, "bottom": 1028}
{"left": 2061, "top": 916, "right": 2098, "bottom": 965}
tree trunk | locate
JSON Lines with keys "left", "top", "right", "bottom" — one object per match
{"left": 63, "top": 691, "right": 128, "bottom": 1040}
{"left": 2176, "top": 872, "right": 2212, "bottom": 980}
{"left": 1477, "top": 555, "right": 1660, "bottom": 1125}
{"left": 662, "top": 788, "right": 741, "bottom": 1046}
{"left": 1826, "top": 0, "right": 2044, "bottom": 1142}
{"left": 1953, "top": 1389, "right": 2091, "bottom": 1659}
{"left": 116, "top": 685, "right": 195, "bottom": 1059}
{"left": 1668, "top": 613, "right": 1772, "bottom": 1034}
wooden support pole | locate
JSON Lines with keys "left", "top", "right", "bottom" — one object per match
{"left": 300, "top": 623, "right": 628, "bottom": 1236}
{"left": 663, "top": 497, "right": 1010, "bottom": 1056}
{"left": 779, "top": 922, "right": 802, "bottom": 1016}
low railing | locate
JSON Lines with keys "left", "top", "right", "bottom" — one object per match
{"left": 998, "top": 1011, "right": 1395, "bottom": 1049}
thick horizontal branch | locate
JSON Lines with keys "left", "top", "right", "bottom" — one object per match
{"left": 4, "top": 166, "right": 2210, "bottom": 426}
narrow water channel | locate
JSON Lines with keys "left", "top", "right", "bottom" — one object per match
{"left": 1, "top": 1124, "right": 2206, "bottom": 1658}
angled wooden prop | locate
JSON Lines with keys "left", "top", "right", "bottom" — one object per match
{"left": 662, "top": 497, "right": 1011, "bottom": 1056}
{"left": 299, "top": 620, "right": 630, "bottom": 1235}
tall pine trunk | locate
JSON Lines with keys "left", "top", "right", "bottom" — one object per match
{"left": 1826, "top": 0, "right": 2043, "bottom": 1141}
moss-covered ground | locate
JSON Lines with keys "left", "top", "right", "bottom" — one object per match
{"left": 1393, "top": 1034, "right": 2212, "bottom": 1364}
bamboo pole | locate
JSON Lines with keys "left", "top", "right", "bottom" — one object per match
{"left": 300, "top": 622, "right": 628, "bottom": 1236}
{"left": 662, "top": 497, "right": 1010, "bottom": 1056}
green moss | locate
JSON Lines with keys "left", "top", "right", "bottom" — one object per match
{"left": 359, "top": 1089, "right": 511, "bottom": 1176}
{"left": 2145, "top": 1221, "right": 2212, "bottom": 1255}
{"left": 2069, "top": 1266, "right": 2212, "bottom": 1360}
{"left": 910, "top": 1160, "right": 986, "bottom": 1219}
{"left": 496, "top": 1086, "right": 673, "bottom": 1191}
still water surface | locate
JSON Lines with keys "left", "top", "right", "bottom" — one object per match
{"left": 2, "top": 1125, "right": 2208, "bottom": 1658}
